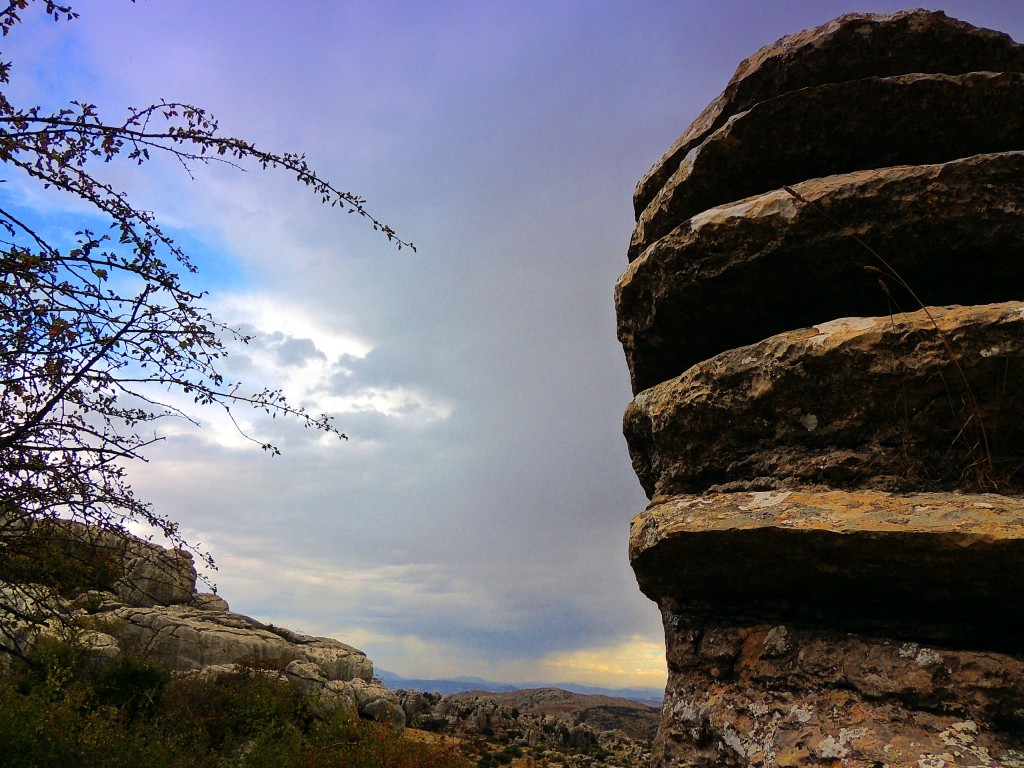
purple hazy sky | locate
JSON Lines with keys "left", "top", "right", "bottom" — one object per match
{"left": 4, "top": 1, "right": 1022, "bottom": 688}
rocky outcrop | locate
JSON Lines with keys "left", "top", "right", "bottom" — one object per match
{"left": 625, "top": 303, "right": 1024, "bottom": 496}
{"left": 618, "top": 10, "right": 1024, "bottom": 767}
{"left": 0, "top": 524, "right": 402, "bottom": 726}
{"left": 108, "top": 602, "right": 373, "bottom": 681}
{"left": 628, "top": 72, "right": 1024, "bottom": 261}
{"left": 619, "top": 153, "right": 1024, "bottom": 392}
{"left": 0, "top": 517, "right": 199, "bottom": 609}
{"left": 395, "top": 687, "right": 655, "bottom": 764}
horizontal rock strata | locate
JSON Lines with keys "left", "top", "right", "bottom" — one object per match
{"left": 630, "top": 489, "right": 1024, "bottom": 648}
{"left": 634, "top": 9, "right": 1024, "bottom": 215}
{"left": 111, "top": 603, "right": 373, "bottom": 681}
{"left": 625, "top": 302, "right": 1024, "bottom": 496}
{"left": 629, "top": 71, "right": 1024, "bottom": 260}
{"left": 0, "top": 524, "right": 404, "bottom": 726}
{"left": 618, "top": 152, "right": 1024, "bottom": 392}
{"left": 620, "top": 9, "right": 1024, "bottom": 767}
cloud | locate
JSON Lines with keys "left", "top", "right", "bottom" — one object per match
{"left": 210, "top": 540, "right": 666, "bottom": 689}
{"left": 536, "top": 637, "right": 668, "bottom": 689}
{"left": 243, "top": 330, "right": 328, "bottom": 368}
{"left": 17, "top": 0, "right": 1023, "bottom": 692}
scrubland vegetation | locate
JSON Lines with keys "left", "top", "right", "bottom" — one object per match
{"left": 0, "top": 640, "right": 469, "bottom": 768}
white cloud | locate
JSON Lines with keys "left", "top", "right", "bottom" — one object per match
{"left": 17, "top": 0, "right": 1018, "bottom": 692}
{"left": 536, "top": 637, "right": 668, "bottom": 689}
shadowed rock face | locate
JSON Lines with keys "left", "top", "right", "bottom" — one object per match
{"left": 630, "top": 490, "right": 1024, "bottom": 649}
{"left": 619, "top": 152, "right": 1024, "bottom": 393}
{"left": 618, "top": 9, "right": 1024, "bottom": 767}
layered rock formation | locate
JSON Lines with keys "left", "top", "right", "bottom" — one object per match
{"left": 396, "top": 687, "right": 656, "bottom": 768}
{"left": 0, "top": 521, "right": 403, "bottom": 725}
{"left": 617, "top": 10, "right": 1024, "bottom": 767}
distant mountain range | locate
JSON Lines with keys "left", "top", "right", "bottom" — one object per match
{"left": 375, "top": 669, "right": 664, "bottom": 707}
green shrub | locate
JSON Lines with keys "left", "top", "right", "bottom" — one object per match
{"left": 94, "top": 654, "right": 170, "bottom": 721}
{"left": 0, "top": 649, "right": 471, "bottom": 768}
{"left": 0, "top": 524, "right": 122, "bottom": 598}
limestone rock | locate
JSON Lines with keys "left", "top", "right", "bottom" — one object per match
{"left": 80, "top": 630, "right": 121, "bottom": 662}
{"left": 621, "top": 10, "right": 1024, "bottom": 767}
{"left": 618, "top": 152, "right": 1024, "bottom": 393}
{"left": 0, "top": 583, "right": 54, "bottom": 647}
{"left": 116, "top": 543, "right": 197, "bottom": 608}
{"left": 654, "top": 616, "right": 1024, "bottom": 767}
{"left": 104, "top": 602, "right": 405, "bottom": 723}
{"left": 398, "top": 688, "right": 651, "bottom": 758}
{"left": 111, "top": 604, "right": 373, "bottom": 682}
{"left": 634, "top": 9, "right": 1024, "bottom": 215}
{"left": 625, "top": 303, "right": 1024, "bottom": 497}
{"left": 191, "top": 592, "right": 229, "bottom": 611}
{"left": 629, "top": 71, "right": 1024, "bottom": 261}
{"left": 0, "top": 518, "right": 197, "bottom": 608}
{"left": 630, "top": 489, "right": 1024, "bottom": 648}
{"left": 284, "top": 660, "right": 360, "bottom": 722}
{"left": 0, "top": 520, "right": 401, "bottom": 725}
{"left": 349, "top": 678, "right": 407, "bottom": 727}
{"left": 396, "top": 689, "right": 444, "bottom": 729}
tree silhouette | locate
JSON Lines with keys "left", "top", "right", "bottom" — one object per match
{"left": 0, "top": 0, "right": 411, "bottom": 652}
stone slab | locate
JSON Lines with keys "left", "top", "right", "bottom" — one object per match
{"left": 629, "top": 71, "right": 1024, "bottom": 261}
{"left": 634, "top": 9, "right": 1024, "bottom": 216}
{"left": 624, "top": 303, "right": 1024, "bottom": 497}
{"left": 630, "top": 488, "right": 1024, "bottom": 650}
{"left": 618, "top": 152, "right": 1024, "bottom": 393}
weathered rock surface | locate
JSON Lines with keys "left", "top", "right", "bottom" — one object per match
{"left": 116, "top": 540, "right": 197, "bottom": 608}
{"left": 629, "top": 71, "right": 1024, "bottom": 260}
{"left": 618, "top": 10, "right": 1024, "bottom": 767}
{"left": 396, "top": 686, "right": 656, "bottom": 763}
{"left": 654, "top": 618, "right": 1024, "bottom": 767}
{"left": 630, "top": 489, "right": 1024, "bottom": 649}
{"left": 0, "top": 518, "right": 199, "bottom": 608}
{"left": 0, "top": 525, "right": 403, "bottom": 725}
{"left": 625, "top": 303, "right": 1024, "bottom": 497}
{"left": 110, "top": 602, "right": 373, "bottom": 680}
{"left": 618, "top": 152, "right": 1024, "bottom": 393}
{"left": 634, "top": 9, "right": 1024, "bottom": 215}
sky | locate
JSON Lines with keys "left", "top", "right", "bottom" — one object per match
{"left": 3, "top": 0, "right": 1023, "bottom": 691}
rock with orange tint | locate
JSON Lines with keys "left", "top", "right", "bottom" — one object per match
{"left": 651, "top": 614, "right": 1024, "bottom": 767}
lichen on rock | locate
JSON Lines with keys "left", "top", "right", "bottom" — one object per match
{"left": 617, "top": 9, "right": 1024, "bottom": 767}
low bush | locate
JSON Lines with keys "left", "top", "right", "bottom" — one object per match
{"left": 0, "top": 640, "right": 469, "bottom": 768}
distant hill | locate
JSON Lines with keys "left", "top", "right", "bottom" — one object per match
{"left": 445, "top": 686, "right": 662, "bottom": 742}
{"left": 376, "top": 669, "right": 664, "bottom": 707}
